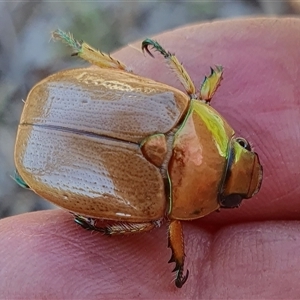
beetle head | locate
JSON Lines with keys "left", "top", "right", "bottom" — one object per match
{"left": 219, "top": 137, "right": 263, "bottom": 208}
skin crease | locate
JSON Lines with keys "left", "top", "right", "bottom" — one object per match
{"left": 1, "top": 17, "right": 300, "bottom": 299}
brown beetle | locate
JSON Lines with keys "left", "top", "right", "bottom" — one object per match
{"left": 14, "top": 30, "right": 262, "bottom": 287}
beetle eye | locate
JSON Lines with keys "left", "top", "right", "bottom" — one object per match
{"left": 219, "top": 194, "right": 243, "bottom": 208}
{"left": 236, "top": 137, "right": 251, "bottom": 151}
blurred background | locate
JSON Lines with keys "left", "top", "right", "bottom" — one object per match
{"left": 1, "top": 0, "right": 299, "bottom": 218}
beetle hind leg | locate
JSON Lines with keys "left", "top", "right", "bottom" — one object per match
{"left": 98, "top": 221, "right": 161, "bottom": 235}
{"left": 52, "top": 29, "right": 128, "bottom": 71}
{"left": 12, "top": 170, "right": 30, "bottom": 189}
{"left": 142, "top": 39, "right": 196, "bottom": 98}
{"left": 168, "top": 220, "right": 189, "bottom": 288}
{"left": 73, "top": 214, "right": 162, "bottom": 235}
{"left": 73, "top": 214, "right": 98, "bottom": 231}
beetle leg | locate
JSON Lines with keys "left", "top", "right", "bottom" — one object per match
{"left": 73, "top": 214, "right": 162, "bottom": 235}
{"left": 12, "top": 170, "right": 30, "bottom": 189}
{"left": 168, "top": 220, "right": 189, "bottom": 288}
{"left": 97, "top": 221, "right": 161, "bottom": 235}
{"left": 142, "top": 39, "right": 196, "bottom": 98}
{"left": 73, "top": 215, "right": 98, "bottom": 231}
{"left": 199, "top": 66, "right": 223, "bottom": 103}
{"left": 52, "top": 29, "right": 128, "bottom": 71}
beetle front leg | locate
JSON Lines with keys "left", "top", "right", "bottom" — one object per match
{"left": 199, "top": 65, "right": 223, "bottom": 103}
{"left": 168, "top": 220, "right": 189, "bottom": 288}
{"left": 142, "top": 38, "right": 224, "bottom": 104}
{"left": 52, "top": 29, "right": 128, "bottom": 71}
{"left": 142, "top": 39, "right": 196, "bottom": 98}
{"left": 73, "top": 214, "right": 162, "bottom": 235}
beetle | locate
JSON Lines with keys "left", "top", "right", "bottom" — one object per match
{"left": 14, "top": 29, "right": 263, "bottom": 288}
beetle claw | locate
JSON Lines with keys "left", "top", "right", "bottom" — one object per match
{"left": 175, "top": 269, "right": 189, "bottom": 288}
{"left": 169, "top": 255, "right": 189, "bottom": 288}
{"left": 141, "top": 38, "right": 170, "bottom": 58}
{"left": 141, "top": 40, "right": 155, "bottom": 58}
{"left": 73, "top": 215, "right": 96, "bottom": 231}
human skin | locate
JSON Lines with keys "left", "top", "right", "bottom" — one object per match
{"left": 1, "top": 17, "right": 300, "bottom": 299}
